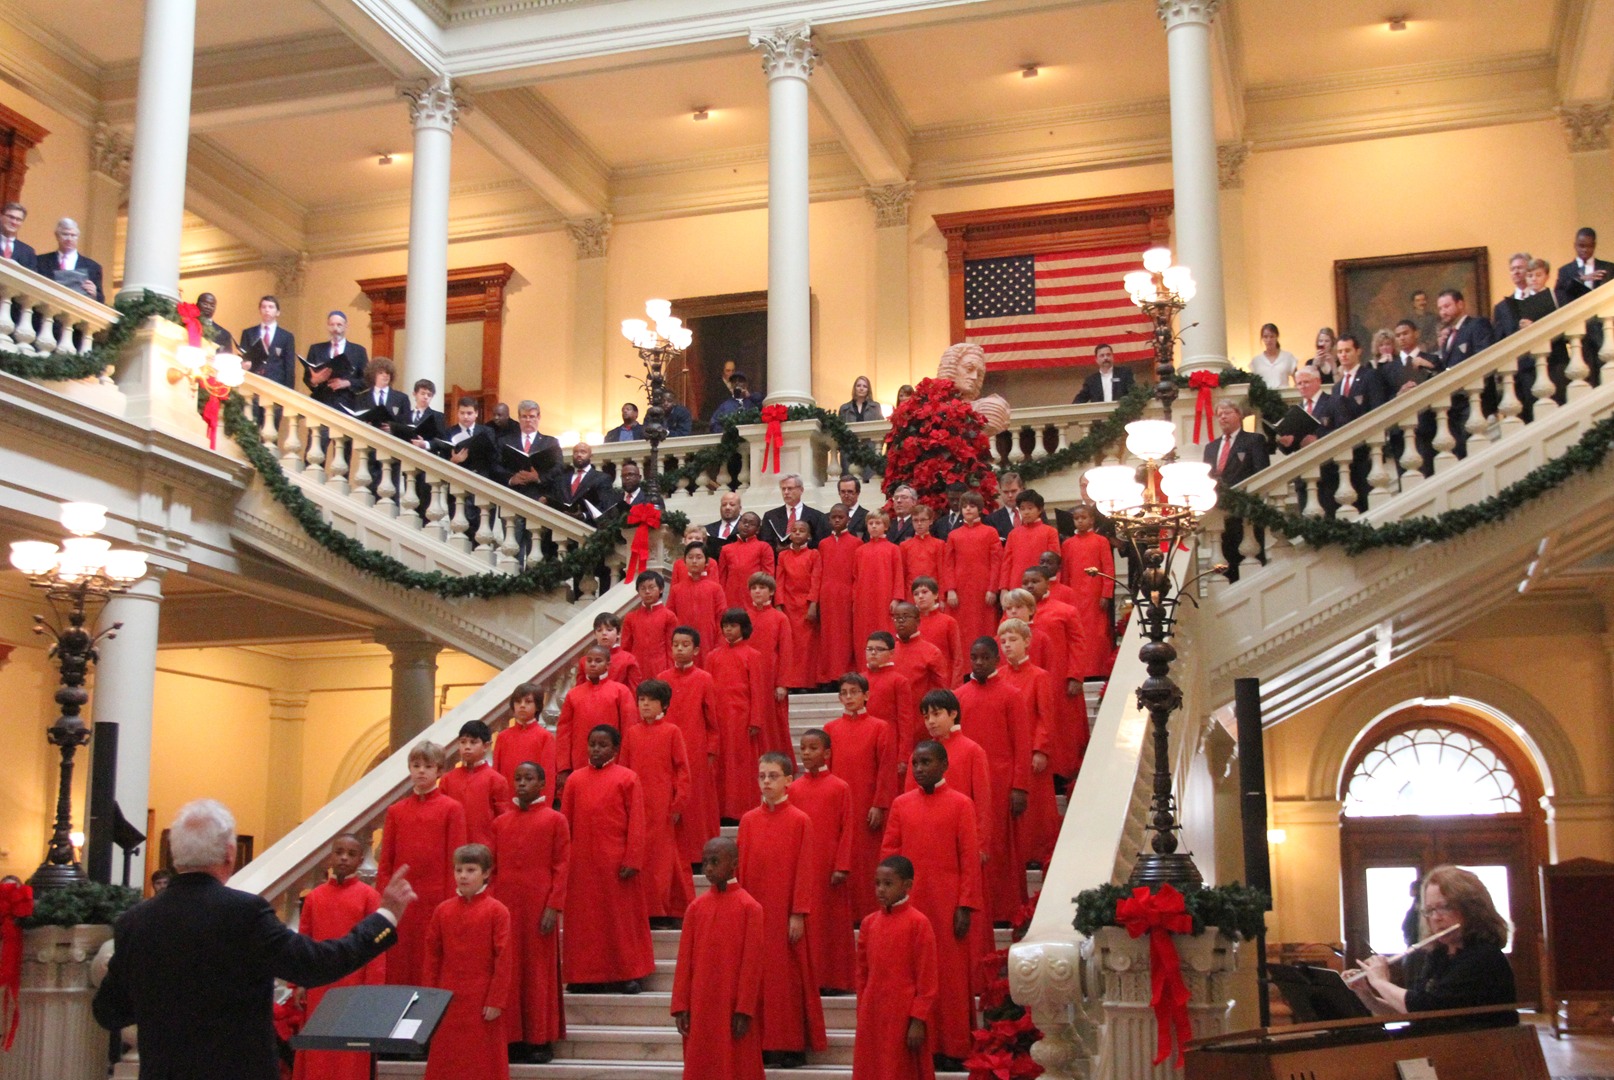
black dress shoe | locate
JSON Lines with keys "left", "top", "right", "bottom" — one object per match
{"left": 935, "top": 1054, "right": 967, "bottom": 1072}
{"left": 819, "top": 987, "right": 850, "bottom": 997}
{"left": 619, "top": 979, "right": 642, "bottom": 995}
{"left": 777, "top": 1051, "right": 807, "bottom": 1068}
{"left": 529, "top": 1043, "right": 554, "bottom": 1064}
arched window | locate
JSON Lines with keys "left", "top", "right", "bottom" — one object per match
{"left": 1342, "top": 725, "right": 1521, "bottom": 818}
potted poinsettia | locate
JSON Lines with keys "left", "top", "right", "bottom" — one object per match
{"left": 966, "top": 892, "right": 1045, "bottom": 1079}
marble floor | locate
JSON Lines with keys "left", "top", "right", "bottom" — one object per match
{"left": 1529, "top": 1012, "right": 1614, "bottom": 1077}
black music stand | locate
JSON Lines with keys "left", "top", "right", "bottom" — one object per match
{"left": 292, "top": 985, "right": 452, "bottom": 1079}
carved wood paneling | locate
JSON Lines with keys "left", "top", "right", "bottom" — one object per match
{"left": 0, "top": 101, "right": 50, "bottom": 206}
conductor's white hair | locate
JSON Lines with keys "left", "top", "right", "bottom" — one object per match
{"left": 169, "top": 799, "right": 236, "bottom": 870}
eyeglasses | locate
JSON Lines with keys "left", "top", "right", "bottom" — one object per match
{"left": 1420, "top": 903, "right": 1455, "bottom": 916}
{"left": 865, "top": 644, "right": 891, "bottom": 653}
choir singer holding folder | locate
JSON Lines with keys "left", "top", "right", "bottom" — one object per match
{"left": 494, "top": 400, "right": 563, "bottom": 501}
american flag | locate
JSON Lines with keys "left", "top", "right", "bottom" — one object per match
{"left": 964, "top": 243, "right": 1155, "bottom": 370}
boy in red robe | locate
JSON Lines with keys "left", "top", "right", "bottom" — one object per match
{"left": 791, "top": 728, "right": 855, "bottom": 994}
{"left": 293, "top": 835, "right": 382, "bottom": 1080}
{"left": 904, "top": 691, "right": 991, "bottom": 844}
{"left": 574, "top": 613, "right": 644, "bottom": 688}
{"left": 942, "top": 493, "right": 1003, "bottom": 647}
{"left": 816, "top": 504, "right": 863, "bottom": 685}
{"left": 999, "top": 489, "right": 1061, "bottom": 593}
{"left": 900, "top": 505, "right": 945, "bottom": 599}
{"left": 672, "top": 837, "right": 765, "bottom": 1080}
{"left": 709, "top": 610, "right": 769, "bottom": 822}
{"left": 620, "top": 678, "right": 695, "bottom": 922}
{"left": 955, "top": 639, "right": 1032, "bottom": 925}
{"left": 995, "top": 616, "right": 1060, "bottom": 869}
{"left": 746, "top": 573, "right": 795, "bottom": 763}
{"left": 423, "top": 844, "right": 512, "bottom": 1080}
{"left": 669, "top": 543, "right": 725, "bottom": 669}
{"left": 661, "top": 627, "right": 721, "bottom": 867}
{"left": 775, "top": 519, "right": 822, "bottom": 690}
{"left": 853, "top": 512, "right": 905, "bottom": 649}
{"left": 492, "top": 682, "right": 554, "bottom": 790}
{"left": 555, "top": 644, "right": 637, "bottom": 800}
{"left": 719, "top": 512, "right": 774, "bottom": 610}
{"left": 622, "top": 570, "right": 679, "bottom": 681}
{"left": 854, "top": 855, "right": 938, "bottom": 1080}
{"left": 440, "top": 720, "right": 511, "bottom": 848}
{"left": 824, "top": 673, "right": 896, "bottom": 921}
{"left": 1059, "top": 503, "right": 1118, "bottom": 679}
{"left": 379, "top": 741, "right": 467, "bottom": 986}
{"left": 561, "top": 725, "right": 656, "bottom": 992}
{"left": 912, "top": 577, "right": 965, "bottom": 687}
{"left": 738, "top": 752, "right": 827, "bottom": 1068}
{"left": 489, "top": 763, "right": 568, "bottom": 1064}
{"left": 1037, "top": 550, "right": 1078, "bottom": 605}
{"left": 880, "top": 741, "right": 984, "bottom": 1072}
{"left": 669, "top": 523, "right": 709, "bottom": 587}
{"left": 1022, "top": 566, "right": 1091, "bottom": 779}
{"left": 893, "top": 603, "right": 948, "bottom": 726}
{"left": 863, "top": 631, "right": 916, "bottom": 775}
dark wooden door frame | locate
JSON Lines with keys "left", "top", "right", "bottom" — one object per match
{"left": 670, "top": 290, "right": 769, "bottom": 421}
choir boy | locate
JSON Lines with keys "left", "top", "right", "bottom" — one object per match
{"left": 575, "top": 612, "right": 644, "bottom": 688}
{"left": 1021, "top": 566, "right": 1090, "bottom": 779}
{"left": 904, "top": 691, "right": 991, "bottom": 849}
{"left": 719, "top": 512, "right": 775, "bottom": 610}
{"left": 900, "top": 505, "right": 945, "bottom": 599}
{"left": 911, "top": 577, "right": 965, "bottom": 687}
{"left": 492, "top": 682, "right": 554, "bottom": 790}
{"left": 556, "top": 644, "right": 637, "bottom": 799}
{"left": 791, "top": 728, "right": 855, "bottom": 994}
{"left": 1058, "top": 503, "right": 1118, "bottom": 679}
{"left": 672, "top": 837, "right": 765, "bottom": 1080}
{"left": 293, "top": 835, "right": 382, "bottom": 1080}
{"left": 892, "top": 602, "right": 948, "bottom": 723}
{"left": 670, "top": 524, "right": 709, "bottom": 587}
{"left": 620, "top": 678, "right": 695, "bottom": 922}
{"left": 879, "top": 742, "right": 983, "bottom": 1072}
{"left": 441, "top": 720, "right": 511, "bottom": 848}
{"left": 942, "top": 492, "right": 1003, "bottom": 646}
{"left": 1036, "top": 550, "right": 1079, "bottom": 606}
{"left": 746, "top": 572, "right": 795, "bottom": 762}
{"left": 738, "top": 752, "right": 827, "bottom": 1068}
{"left": 561, "top": 725, "right": 656, "bottom": 993}
{"left": 379, "top": 741, "right": 467, "bottom": 986}
{"left": 954, "top": 639, "right": 1032, "bottom": 925}
{"left": 669, "top": 543, "right": 725, "bottom": 666}
{"left": 863, "top": 631, "right": 916, "bottom": 774}
{"left": 852, "top": 512, "right": 905, "bottom": 649}
{"left": 489, "top": 763, "right": 568, "bottom": 1065}
{"left": 824, "top": 673, "right": 897, "bottom": 921}
{"left": 996, "top": 618, "right": 1059, "bottom": 869}
{"left": 709, "top": 609, "right": 769, "bottom": 822}
{"left": 775, "top": 519, "right": 822, "bottom": 690}
{"left": 999, "top": 489, "right": 1061, "bottom": 593}
{"left": 816, "top": 504, "right": 863, "bottom": 684}
{"left": 853, "top": 855, "right": 938, "bottom": 1080}
{"left": 661, "top": 627, "right": 721, "bottom": 868}
{"left": 422, "top": 844, "right": 512, "bottom": 1080}
{"left": 622, "top": 571, "right": 679, "bottom": 682}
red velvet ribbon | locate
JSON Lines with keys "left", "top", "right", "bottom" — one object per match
{"left": 625, "top": 503, "right": 661, "bottom": 578}
{"left": 200, "top": 378, "right": 224, "bottom": 450}
{"left": 760, "top": 404, "right": 787, "bottom": 474}
{"left": 1115, "top": 883, "right": 1195, "bottom": 1067}
{"left": 0, "top": 880, "right": 34, "bottom": 1052}
{"left": 175, "top": 301, "right": 203, "bottom": 348}
{"left": 1188, "top": 370, "right": 1220, "bottom": 444}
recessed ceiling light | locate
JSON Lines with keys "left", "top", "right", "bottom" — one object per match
{"left": 693, "top": 107, "right": 710, "bottom": 121}
{"left": 1388, "top": 15, "right": 1408, "bottom": 31}
{"left": 1021, "top": 63, "right": 1040, "bottom": 79}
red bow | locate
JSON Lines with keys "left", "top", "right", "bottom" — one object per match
{"left": 0, "top": 880, "right": 33, "bottom": 1051}
{"left": 200, "top": 381, "right": 224, "bottom": 450}
{"left": 1188, "top": 370, "right": 1220, "bottom": 444}
{"left": 625, "top": 502, "right": 662, "bottom": 578}
{"left": 760, "top": 404, "right": 788, "bottom": 474}
{"left": 175, "top": 301, "right": 203, "bottom": 348}
{"left": 1115, "top": 883, "right": 1195, "bottom": 1067}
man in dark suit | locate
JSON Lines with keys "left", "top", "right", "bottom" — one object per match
{"left": 194, "top": 292, "right": 235, "bottom": 354}
{"left": 836, "top": 475, "right": 871, "bottom": 539}
{"left": 351, "top": 357, "right": 410, "bottom": 427}
{"left": 240, "top": 295, "right": 297, "bottom": 388}
{"left": 1492, "top": 252, "right": 1534, "bottom": 340}
{"left": 440, "top": 397, "right": 497, "bottom": 477}
{"left": 92, "top": 799, "right": 414, "bottom": 1080}
{"left": 987, "top": 471, "right": 1024, "bottom": 538}
{"left": 0, "top": 201, "right": 36, "bottom": 270}
{"left": 302, "top": 310, "right": 366, "bottom": 406}
{"left": 931, "top": 483, "right": 967, "bottom": 541}
{"left": 550, "top": 442, "right": 617, "bottom": 523}
{"left": 885, "top": 485, "right": 918, "bottom": 545}
{"left": 1276, "top": 367, "right": 1341, "bottom": 453}
{"left": 1436, "top": 289, "right": 1495, "bottom": 457}
{"left": 616, "top": 460, "right": 661, "bottom": 509}
{"left": 707, "top": 490, "right": 745, "bottom": 552}
{"left": 493, "top": 399, "right": 562, "bottom": 502}
{"left": 1203, "top": 400, "right": 1270, "bottom": 582}
{"left": 762, "top": 473, "right": 830, "bottom": 550}
{"left": 1073, "top": 343, "right": 1137, "bottom": 404}
{"left": 1330, "top": 335, "right": 1388, "bottom": 423}
{"left": 35, "top": 217, "right": 101, "bottom": 299}
{"left": 399, "top": 379, "right": 445, "bottom": 443}
{"left": 1555, "top": 226, "right": 1612, "bottom": 361}
{"left": 605, "top": 402, "right": 645, "bottom": 443}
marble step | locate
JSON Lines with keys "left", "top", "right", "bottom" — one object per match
{"left": 553, "top": 1023, "right": 857, "bottom": 1064}
{"left": 378, "top": 1062, "right": 967, "bottom": 1080}
{"left": 565, "top": 990, "right": 858, "bottom": 1028}
{"left": 687, "top": 866, "right": 1043, "bottom": 897}
{"left": 647, "top": 926, "right": 1012, "bottom": 960}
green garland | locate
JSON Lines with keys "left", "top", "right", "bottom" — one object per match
{"left": 1074, "top": 881, "right": 1270, "bottom": 940}
{"left": 1009, "top": 383, "right": 1155, "bottom": 482}
{"left": 1205, "top": 369, "right": 1288, "bottom": 421}
{"left": 0, "top": 290, "right": 177, "bottom": 382}
{"left": 223, "top": 394, "right": 625, "bottom": 598}
{"left": 20, "top": 880, "right": 142, "bottom": 928}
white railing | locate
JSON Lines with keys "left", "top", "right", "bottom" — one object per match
{"left": 586, "top": 429, "right": 749, "bottom": 501}
{"left": 0, "top": 258, "right": 118, "bottom": 360}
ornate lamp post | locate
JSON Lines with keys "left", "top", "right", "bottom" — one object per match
{"left": 1084, "top": 422, "right": 1221, "bottom": 889}
{"left": 1124, "top": 246, "right": 1196, "bottom": 413}
{"left": 9, "top": 502, "right": 148, "bottom": 890}
{"left": 620, "top": 299, "right": 693, "bottom": 501}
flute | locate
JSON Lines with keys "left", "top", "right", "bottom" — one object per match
{"left": 1342, "top": 924, "right": 1458, "bottom": 985}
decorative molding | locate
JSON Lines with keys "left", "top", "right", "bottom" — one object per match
{"left": 863, "top": 182, "right": 915, "bottom": 228}
{"left": 564, "top": 214, "right": 613, "bottom": 259}
{"left": 0, "top": 99, "right": 50, "bottom": 206}
{"left": 268, "top": 690, "right": 311, "bottom": 722}
{"left": 749, "top": 21, "right": 818, "bottom": 82}
{"left": 268, "top": 251, "right": 311, "bottom": 298}
{"left": 1216, "top": 141, "right": 1252, "bottom": 190}
{"left": 400, "top": 76, "right": 471, "bottom": 133}
{"left": 1157, "top": 0, "right": 1221, "bottom": 30}
{"left": 912, "top": 95, "right": 1168, "bottom": 146}
{"left": 1557, "top": 101, "right": 1613, "bottom": 152}
{"left": 1246, "top": 51, "right": 1554, "bottom": 103}
{"left": 90, "top": 123, "right": 132, "bottom": 187}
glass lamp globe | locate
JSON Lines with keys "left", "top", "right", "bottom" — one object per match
{"left": 621, "top": 318, "right": 648, "bottom": 341}
{"left": 645, "top": 299, "right": 672, "bottom": 322}
{"left": 1083, "top": 465, "right": 1142, "bottom": 514}
{"left": 1142, "top": 247, "right": 1173, "bottom": 274}
{"left": 102, "top": 549, "right": 149, "bottom": 584}
{"left": 58, "top": 537, "right": 111, "bottom": 581}
{"left": 670, "top": 327, "right": 694, "bottom": 350}
{"left": 9, "top": 540, "right": 60, "bottom": 576}
{"left": 1123, "top": 271, "right": 1152, "bottom": 303}
{"left": 1124, "top": 420, "right": 1176, "bottom": 461}
{"left": 59, "top": 502, "right": 107, "bottom": 537}
{"left": 212, "top": 354, "right": 245, "bottom": 387}
{"left": 174, "top": 344, "right": 206, "bottom": 374}
{"left": 1162, "top": 265, "right": 1194, "bottom": 296}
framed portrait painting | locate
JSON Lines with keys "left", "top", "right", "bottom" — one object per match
{"left": 1334, "top": 247, "right": 1490, "bottom": 354}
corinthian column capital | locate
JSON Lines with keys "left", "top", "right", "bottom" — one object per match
{"left": 1157, "top": 0, "right": 1222, "bottom": 29}
{"left": 1557, "top": 101, "right": 1612, "bottom": 153}
{"left": 400, "top": 76, "right": 471, "bottom": 133}
{"left": 565, "top": 215, "right": 613, "bottom": 259}
{"left": 749, "top": 21, "right": 817, "bottom": 81}
{"left": 863, "top": 182, "right": 916, "bottom": 228}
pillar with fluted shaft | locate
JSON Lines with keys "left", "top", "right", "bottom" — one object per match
{"left": 380, "top": 631, "right": 442, "bottom": 752}
{"left": 749, "top": 22, "right": 817, "bottom": 407}
{"left": 866, "top": 183, "right": 915, "bottom": 400}
{"left": 93, "top": 571, "right": 164, "bottom": 886}
{"left": 400, "top": 78, "right": 469, "bottom": 408}
{"left": 117, "top": 0, "right": 195, "bottom": 302}
{"left": 1159, "top": 0, "right": 1230, "bottom": 373}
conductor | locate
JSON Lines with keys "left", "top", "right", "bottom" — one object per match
{"left": 93, "top": 799, "right": 417, "bottom": 1080}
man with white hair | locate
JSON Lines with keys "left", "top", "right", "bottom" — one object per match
{"left": 887, "top": 485, "right": 919, "bottom": 544}
{"left": 35, "top": 217, "right": 102, "bottom": 300}
{"left": 761, "top": 472, "right": 829, "bottom": 550}
{"left": 93, "top": 799, "right": 416, "bottom": 1080}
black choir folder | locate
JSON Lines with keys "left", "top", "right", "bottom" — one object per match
{"left": 292, "top": 985, "right": 452, "bottom": 1057}
{"left": 499, "top": 440, "right": 562, "bottom": 478}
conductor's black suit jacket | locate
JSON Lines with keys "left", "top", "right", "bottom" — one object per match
{"left": 93, "top": 872, "right": 396, "bottom": 1080}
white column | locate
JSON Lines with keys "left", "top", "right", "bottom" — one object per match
{"left": 866, "top": 183, "right": 915, "bottom": 401}
{"left": 94, "top": 572, "right": 164, "bottom": 885}
{"left": 117, "top": 0, "right": 196, "bottom": 303}
{"left": 749, "top": 22, "right": 818, "bottom": 407}
{"left": 566, "top": 216, "right": 612, "bottom": 433}
{"left": 399, "top": 78, "right": 469, "bottom": 408}
{"left": 1159, "top": 0, "right": 1230, "bottom": 373}
{"left": 380, "top": 632, "right": 442, "bottom": 752}
{"left": 265, "top": 692, "right": 309, "bottom": 846}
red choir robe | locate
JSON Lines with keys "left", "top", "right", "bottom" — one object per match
{"left": 659, "top": 662, "right": 722, "bottom": 863}
{"left": 917, "top": 608, "right": 966, "bottom": 687}
{"left": 719, "top": 537, "right": 775, "bottom": 610}
{"left": 823, "top": 711, "right": 897, "bottom": 921}
{"left": 378, "top": 789, "right": 467, "bottom": 986}
{"left": 1049, "top": 580, "right": 1078, "bottom": 605}
{"left": 671, "top": 557, "right": 691, "bottom": 588}
{"left": 790, "top": 767, "right": 856, "bottom": 992}
{"left": 954, "top": 674, "right": 1033, "bottom": 923}
{"left": 775, "top": 546, "right": 822, "bottom": 688}
{"left": 900, "top": 535, "right": 945, "bottom": 600}
{"left": 422, "top": 889, "right": 513, "bottom": 1080}
{"left": 893, "top": 635, "right": 948, "bottom": 743}
{"left": 747, "top": 603, "right": 795, "bottom": 763}
{"left": 1035, "top": 594, "right": 1091, "bottom": 779}
{"left": 574, "top": 645, "right": 643, "bottom": 689}
{"left": 864, "top": 663, "right": 916, "bottom": 771}
{"left": 293, "top": 877, "right": 382, "bottom": 1080}
{"left": 879, "top": 784, "right": 985, "bottom": 1061}
{"left": 490, "top": 798, "right": 569, "bottom": 1047}
{"left": 852, "top": 538, "right": 905, "bottom": 649}
{"left": 942, "top": 523, "right": 1003, "bottom": 646}
{"left": 672, "top": 885, "right": 766, "bottom": 1080}
{"left": 440, "top": 760, "right": 511, "bottom": 848}
{"left": 854, "top": 901, "right": 938, "bottom": 1080}
{"left": 620, "top": 718, "right": 695, "bottom": 917}
{"left": 669, "top": 573, "right": 726, "bottom": 670}
{"left": 737, "top": 799, "right": 828, "bottom": 1053}
{"left": 901, "top": 729, "right": 992, "bottom": 855}
{"left": 492, "top": 720, "right": 555, "bottom": 792}
{"left": 708, "top": 639, "right": 770, "bottom": 820}
{"left": 1001, "top": 658, "right": 1060, "bottom": 869}
{"left": 999, "top": 521, "right": 1062, "bottom": 592}
{"left": 559, "top": 761, "right": 656, "bottom": 984}
{"left": 622, "top": 603, "right": 680, "bottom": 686}
{"left": 555, "top": 676, "right": 638, "bottom": 778}
{"left": 816, "top": 530, "right": 863, "bottom": 682}
{"left": 1061, "top": 531, "right": 1118, "bottom": 678}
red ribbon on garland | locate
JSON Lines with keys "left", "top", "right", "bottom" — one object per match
{"left": 175, "top": 301, "right": 204, "bottom": 348}
{"left": 625, "top": 503, "right": 662, "bottom": 578}
{"left": 1115, "top": 883, "right": 1195, "bottom": 1067}
{"left": 201, "top": 383, "right": 223, "bottom": 450}
{"left": 760, "top": 404, "right": 787, "bottom": 474}
{"left": 1188, "top": 370, "right": 1220, "bottom": 444}
{"left": 0, "top": 879, "right": 34, "bottom": 1051}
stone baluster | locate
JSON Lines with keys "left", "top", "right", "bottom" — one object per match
{"left": 1429, "top": 404, "right": 1458, "bottom": 470}
{"left": 325, "top": 436, "right": 350, "bottom": 494}
{"left": 737, "top": 451, "right": 752, "bottom": 493}
{"left": 12, "top": 300, "right": 37, "bottom": 352}
{"left": 1028, "top": 426, "right": 1050, "bottom": 463}
{"left": 32, "top": 305, "right": 58, "bottom": 355}
{"left": 1237, "top": 516, "right": 1261, "bottom": 572}
{"left": 258, "top": 403, "right": 279, "bottom": 446}
{"left": 1331, "top": 445, "right": 1358, "bottom": 522}
{"left": 447, "top": 486, "right": 471, "bottom": 551}
{"left": 399, "top": 465, "right": 421, "bottom": 521}
{"left": 304, "top": 425, "right": 327, "bottom": 484}
{"left": 349, "top": 441, "right": 375, "bottom": 507}
{"left": 697, "top": 463, "right": 718, "bottom": 496}
{"left": 473, "top": 504, "right": 497, "bottom": 561}
{"left": 1367, "top": 432, "right": 1394, "bottom": 505}
{"left": 278, "top": 412, "right": 302, "bottom": 471}
{"left": 0, "top": 284, "right": 14, "bottom": 347}
{"left": 1007, "top": 428, "right": 1028, "bottom": 466}
{"left": 497, "top": 510, "right": 521, "bottom": 572}
{"left": 1564, "top": 333, "right": 1593, "bottom": 400}
{"left": 1299, "top": 469, "right": 1325, "bottom": 520}
{"left": 374, "top": 450, "right": 399, "bottom": 517}
{"left": 1054, "top": 423, "right": 1074, "bottom": 455}
{"left": 1463, "top": 387, "right": 1490, "bottom": 451}
{"left": 1495, "top": 365, "right": 1524, "bottom": 437}
{"left": 425, "top": 480, "right": 448, "bottom": 541}
{"left": 1396, "top": 420, "right": 1423, "bottom": 490}
{"left": 1531, "top": 351, "right": 1558, "bottom": 418}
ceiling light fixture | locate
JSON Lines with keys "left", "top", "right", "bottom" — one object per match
{"left": 1388, "top": 15, "right": 1408, "bottom": 31}
{"left": 693, "top": 108, "right": 710, "bottom": 121}
{"left": 1021, "top": 63, "right": 1040, "bottom": 79}
{"left": 377, "top": 153, "right": 394, "bottom": 166}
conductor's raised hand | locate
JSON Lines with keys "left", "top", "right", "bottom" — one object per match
{"left": 380, "top": 865, "right": 417, "bottom": 919}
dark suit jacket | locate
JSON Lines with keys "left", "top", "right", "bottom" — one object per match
{"left": 395, "top": 405, "right": 444, "bottom": 444}
{"left": 845, "top": 505, "right": 870, "bottom": 540}
{"left": 605, "top": 422, "right": 644, "bottom": 443}
{"left": 1554, "top": 258, "right": 1614, "bottom": 306}
{"left": 1, "top": 237, "right": 36, "bottom": 270}
{"left": 886, "top": 514, "right": 916, "bottom": 546}
{"left": 302, "top": 341, "right": 368, "bottom": 406}
{"left": 351, "top": 386, "right": 410, "bottom": 427}
{"left": 763, "top": 504, "right": 830, "bottom": 549}
{"left": 1278, "top": 395, "right": 1343, "bottom": 453}
{"left": 1203, "top": 429, "right": 1270, "bottom": 488}
{"left": 205, "top": 322, "right": 236, "bottom": 355}
{"left": 1074, "top": 366, "right": 1137, "bottom": 404}
{"left": 240, "top": 325, "right": 297, "bottom": 388}
{"left": 619, "top": 486, "right": 661, "bottom": 510}
{"left": 1493, "top": 294, "right": 1527, "bottom": 339}
{"left": 439, "top": 423, "right": 498, "bottom": 477}
{"left": 494, "top": 432, "right": 563, "bottom": 500}
{"left": 1331, "top": 365, "right": 1388, "bottom": 423}
{"left": 987, "top": 506, "right": 1016, "bottom": 540}
{"left": 666, "top": 404, "right": 693, "bottom": 438}
{"left": 1439, "top": 315, "right": 1495, "bottom": 369}
{"left": 35, "top": 249, "right": 102, "bottom": 300}
{"left": 92, "top": 872, "right": 396, "bottom": 1080}
{"left": 932, "top": 511, "right": 960, "bottom": 542}
{"left": 706, "top": 518, "right": 742, "bottom": 554}
{"left": 549, "top": 465, "right": 617, "bottom": 521}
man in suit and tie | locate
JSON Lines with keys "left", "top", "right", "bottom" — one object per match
{"left": 1331, "top": 335, "right": 1388, "bottom": 422}
{"left": 550, "top": 442, "right": 617, "bottom": 523}
{"left": 93, "top": 799, "right": 414, "bottom": 1080}
{"left": 762, "top": 473, "right": 830, "bottom": 550}
{"left": 605, "top": 402, "right": 645, "bottom": 443}
{"left": 1492, "top": 252, "right": 1534, "bottom": 339}
{"left": 707, "top": 490, "right": 744, "bottom": 552}
{"left": 1202, "top": 400, "right": 1270, "bottom": 581}
{"left": 1277, "top": 367, "right": 1340, "bottom": 453}
{"left": 439, "top": 396, "right": 497, "bottom": 477}
{"left": 1555, "top": 226, "right": 1612, "bottom": 361}
{"left": 494, "top": 400, "right": 562, "bottom": 501}
{"left": 0, "top": 202, "right": 36, "bottom": 270}
{"left": 836, "top": 475, "right": 871, "bottom": 539}
{"left": 35, "top": 217, "right": 101, "bottom": 299}
{"left": 1391, "top": 319, "right": 1443, "bottom": 467}
{"left": 885, "top": 485, "right": 919, "bottom": 545}
{"left": 1437, "top": 289, "right": 1494, "bottom": 457}
{"left": 194, "top": 293, "right": 235, "bottom": 354}
{"left": 933, "top": 482, "right": 967, "bottom": 541}
{"left": 988, "top": 471, "right": 1026, "bottom": 538}
{"left": 354, "top": 357, "right": 410, "bottom": 427}
{"left": 617, "top": 460, "right": 660, "bottom": 509}
{"left": 240, "top": 295, "right": 297, "bottom": 388}
{"left": 1073, "top": 343, "right": 1137, "bottom": 404}
{"left": 303, "top": 310, "right": 366, "bottom": 406}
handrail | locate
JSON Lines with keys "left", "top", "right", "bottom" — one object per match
{"left": 0, "top": 258, "right": 119, "bottom": 358}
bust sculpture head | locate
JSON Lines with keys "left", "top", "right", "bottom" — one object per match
{"left": 937, "top": 342, "right": 988, "bottom": 401}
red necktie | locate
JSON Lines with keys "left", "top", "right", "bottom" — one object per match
{"left": 523, "top": 435, "right": 532, "bottom": 453}
{"left": 1216, "top": 436, "right": 1232, "bottom": 474}
{"left": 1305, "top": 397, "right": 1315, "bottom": 416}
{"left": 571, "top": 471, "right": 583, "bottom": 495}
{"left": 1342, "top": 373, "right": 1353, "bottom": 398}
{"left": 790, "top": 505, "right": 797, "bottom": 525}
{"left": 2, "top": 239, "right": 10, "bottom": 258}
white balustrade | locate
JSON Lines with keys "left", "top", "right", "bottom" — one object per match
{"left": 0, "top": 258, "right": 119, "bottom": 363}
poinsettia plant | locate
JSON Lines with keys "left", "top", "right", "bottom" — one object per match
{"left": 883, "top": 377, "right": 1000, "bottom": 514}
{"left": 966, "top": 891, "right": 1044, "bottom": 1080}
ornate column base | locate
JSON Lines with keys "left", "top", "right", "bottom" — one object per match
{"left": 1088, "top": 925, "right": 1239, "bottom": 1079}
{"left": 0, "top": 925, "right": 114, "bottom": 1080}
{"left": 1011, "top": 940, "right": 1097, "bottom": 1080}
